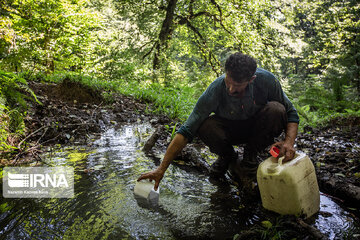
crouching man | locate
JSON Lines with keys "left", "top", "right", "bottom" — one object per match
{"left": 138, "top": 52, "right": 299, "bottom": 191}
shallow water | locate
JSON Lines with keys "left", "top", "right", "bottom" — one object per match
{"left": 0, "top": 123, "right": 359, "bottom": 239}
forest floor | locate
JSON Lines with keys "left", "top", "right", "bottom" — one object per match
{"left": 2, "top": 80, "right": 360, "bottom": 239}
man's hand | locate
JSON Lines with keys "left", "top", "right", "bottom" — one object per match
{"left": 137, "top": 168, "right": 164, "bottom": 191}
{"left": 271, "top": 141, "right": 296, "bottom": 163}
{"left": 272, "top": 122, "right": 298, "bottom": 163}
{"left": 137, "top": 133, "right": 188, "bottom": 191}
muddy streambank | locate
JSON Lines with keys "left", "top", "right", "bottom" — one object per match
{"left": 2, "top": 81, "right": 360, "bottom": 238}
{"left": 2, "top": 80, "right": 171, "bottom": 165}
{"left": 298, "top": 124, "right": 360, "bottom": 207}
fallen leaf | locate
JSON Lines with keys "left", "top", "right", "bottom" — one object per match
{"left": 261, "top": 220, "right": 272, "bottom": 229}
{"left": 334, "top": 173, "right": 346, "bottom": 178}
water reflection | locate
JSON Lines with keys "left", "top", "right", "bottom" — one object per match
{"left": 315, "top": 194, "right": 358, "bottom": 239}
{"left": 0, "top": 123, "right": 359, "bottom": 239}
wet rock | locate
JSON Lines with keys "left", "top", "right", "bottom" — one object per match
{"left": 177, "top": 146, "right": 211, "bottom": 174}
{"left": 143, "top": 126, "right": 164, "bottom": 153}
{"left": 150, "top": 118, "right": 158, "bottom": 124}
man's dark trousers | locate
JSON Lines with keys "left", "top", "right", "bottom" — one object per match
{"left": 197, "top": 101, "right": 287, "bottom": 177}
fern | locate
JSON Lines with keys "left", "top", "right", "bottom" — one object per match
{"left": 0, "top": 71, "right": 40, "bottom": 153}
{"left": 0, "top": 71, "right": 40, "bottom": 110}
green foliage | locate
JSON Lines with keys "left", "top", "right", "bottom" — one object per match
{"left": 165, "top": 123, "right": 178, "bottom": 140}
{"left": 233, "top": 217, "right": 301, "bottom": 240}
{"left": 0, "top": 71, "right": 39, "bottom": 110}
{"left": 18, "top": 71, "right": 48, "bottom": 83}
{"left": 0, "top": 71, "right": 39, "bottom": 152}
{"left": 259, "top": 218, "right": 292, "bottom": 240}
{"left": 31, "top": 71, "right": 197, "bottom": 121}
{"left": 0, "top": 108, "right": 11, "bottom": 152}
{"left": 8, "top": 109, "right": 25, "bottom": 135}
{"left": 288, "top": 72, "right": 360, "bottom": 129}
{"left": 1, "top": 0, "right": 102, "bottom": 73}
{"left": 90, "top": 0, "right": 304, "bottom": 85}
{"left": 291, "top": 0, "right": 360, "bottom": 101}
{"left": 294, "top": 103, "right": 320, "bottom": 129}
{"left": 116, "top": 80, "right": 197, "bottom": 121}
{"left": 0, "top": 0, "right": 359, "bottom": 137}
{"left": 43, "top": 71, "right": 119, "bottom": 103}
{"left": 301, "top": 85, "right": 359, "bottom": 114}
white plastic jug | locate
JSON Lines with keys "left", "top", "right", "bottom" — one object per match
{"left": 134, "top": 180, "right": 159, "bottom": 204}
{"left": 257, "top": 152, "right": 320, "bottom": 218}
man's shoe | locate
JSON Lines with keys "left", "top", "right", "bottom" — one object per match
{"left": 243, "top": 147, "right": 260, "bottom": 168}
{"left": 209, "top": 157, "right": 227, "bottom": 177}
{"left": 228, "top": 156, "right": 260, "bottom": 200}
{"left": 228, "top": 156, "right": 257, "bottom": 180}
{"left": 209, "top": 153, "right": 237, "bottom": 179}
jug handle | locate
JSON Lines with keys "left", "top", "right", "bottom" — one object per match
{"left": 278, "top": 157, "right": 284, "bottom": 166}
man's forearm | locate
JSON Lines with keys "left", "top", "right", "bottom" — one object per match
{"left": 158, "top": 133, "right": 188, "bottom": 173}
{"left": 284, "top": 122, "right": 298, "bottom": 146}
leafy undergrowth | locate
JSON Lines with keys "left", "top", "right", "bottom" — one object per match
{"left": 22, "top": 71, "right": 198, "bottom": 122}
{"left": 0, "top": 71, "right": 39, "bottom": 156}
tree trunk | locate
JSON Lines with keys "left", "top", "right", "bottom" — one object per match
{"left": 153, "top": 0, "right": 178, "bottom": 70}
{"left": 355, "top": 57, "right": 360, "bottom": 98}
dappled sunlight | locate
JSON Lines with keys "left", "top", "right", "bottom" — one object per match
{"left": 1, "top": 123, "right": 359, "bottom": 239}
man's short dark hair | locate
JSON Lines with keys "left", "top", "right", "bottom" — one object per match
{"left": 225, "top": 52, "right": 257, "bottom": 82}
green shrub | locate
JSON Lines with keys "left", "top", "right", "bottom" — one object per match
{"left": 292, "top": 83, "right": 360, "bottom": 129}
{"left": 0, "top": 96, "right": 10, "bottom": 152}
{"left": 0, "top": 71, "right": 39, "bottom": 111}
{"left": 115, "top": 80, "right": 197, "bottom": 121}
{"left": 0, "top": 71, "right": 39, "bottom": 153}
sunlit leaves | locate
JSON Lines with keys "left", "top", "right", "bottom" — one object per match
{"left": 1, "top": 0, "right": 102, "bottom": 72}
{"left": 292, "top": 0, "right": 359, "bottom": 101}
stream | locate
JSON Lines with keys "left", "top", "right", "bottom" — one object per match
{"left": 0, "top": 123, "right": 359, "bottom": 239}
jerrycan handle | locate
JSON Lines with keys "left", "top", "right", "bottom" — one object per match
{"left": 278, "top": 157, "right": 284, "bottom": 166}
{"left": 270, "top": 146, "right": 285, "bottom": 166}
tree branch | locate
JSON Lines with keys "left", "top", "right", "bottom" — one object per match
{"left": 210, "top": 0, "right": 223, "bottom": 19}
{"left": 175, "top": 14, "right": 221, "bottom": 74}
{"left": 176, "top": 5, "right": 241, "bottom": 48}
{"left": 142, "top": 41, "right": 157, "bottom": 60}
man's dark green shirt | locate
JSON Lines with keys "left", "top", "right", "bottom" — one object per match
{"left": 177, "top": 68, "right": 300, "bottom": 142}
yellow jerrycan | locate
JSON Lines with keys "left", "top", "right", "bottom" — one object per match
{"left": 257, "top": 151, "right": 320, "bottom": 218}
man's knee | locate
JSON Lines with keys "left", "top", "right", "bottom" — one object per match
{"left": 249, "top": 101, "right": 287, "bottom": 151}
{"left": 198, "top": 116, "right": 234, "bottom": 156}
{"left": 257, "top": 101, "right": 287, "bottom": 127}
{"left": 264, "top": 101, "right": 286, "bottom": 117}
{"left": 198, "top": 116, "right": 220, "bottom": 138}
